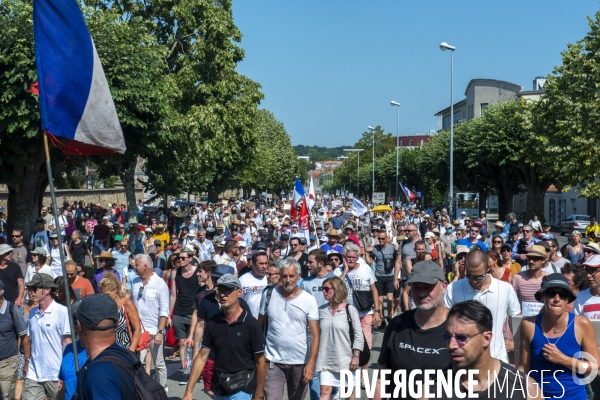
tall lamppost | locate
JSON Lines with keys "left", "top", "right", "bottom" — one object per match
{"left": 344, "top": 148, "right": 364, "bottom": 196}
{"left": 368, "top": 126, "right": 376, "bottom": 199}
{"left": 440, "top": 41, "right": 455, "bottom": 219}
{"left": 390, "top": 101, "right": 400, "bottom": 204}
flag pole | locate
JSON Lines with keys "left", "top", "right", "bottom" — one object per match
{"left": 43, "top": 131, "right": 80, "bottom": 371}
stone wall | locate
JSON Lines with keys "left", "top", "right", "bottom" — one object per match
{"left": 0, "top": 188, "right": 146, "bottom": 211}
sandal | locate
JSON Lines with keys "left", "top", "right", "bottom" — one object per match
{"left": 168, "top": 350, "right": 179, "bottom": 359}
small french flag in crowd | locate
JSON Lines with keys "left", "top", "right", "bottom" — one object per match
{"left": 33, "top": 0, "right": 126, "bottom": 155}
{"left": 291, "top": 178, "right": 305, "bottom": 220}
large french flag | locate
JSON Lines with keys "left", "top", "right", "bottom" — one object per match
{"left": 33, "top": 0, "right": 126, "bottom": 155}
{"left": 291, "top": 177, "right": 305, "bottom": 220}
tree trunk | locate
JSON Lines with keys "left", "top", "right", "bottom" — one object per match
{"left": 7, "top": 146, "right": 47, "bottom": 240}
{"left": 520, "top": 167, "right": 551, "bottom": 222}
{"left": 493, "top": 168, "right": 521, "bottom": 219}
{"left": 207, "top": 192, "right": 219, "bottom": 204}
{"left": 117, "top": 157, "right": 139, "bottom": 224}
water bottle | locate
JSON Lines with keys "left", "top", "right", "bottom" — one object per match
{"left": 183, "top": 346, "right": 193, "bottom": 374}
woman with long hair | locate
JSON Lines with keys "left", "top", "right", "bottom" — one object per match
{"left": 164, "top": 253, "right": 181, "bottom": 290}
{"left": 24, "top": 248, "right": 55, "bottom": 282}
{"left": 491, "top": 235, "right": 503, "bottom": 253}
{"left": 100, "top": 272, "right": 142, "bottom": 352}
{"left": 269, "top": 246, "right": 281, "bottom": 262}
{"left": 316, "top": 276, "right": 363, "bottom": 400}
{"left": 487, "top": 250, "right": 512, "bottom": 282}
{"left": 52, "top": 276, "right": 77, "bottom": 306}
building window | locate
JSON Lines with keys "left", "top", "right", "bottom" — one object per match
{"left": 420, "top": 139, "right": 424, "bottom": 145}
{"left": 549, "top": 199, "right": 555, "bottom": 223}
{"left": 409, "top": 139, "right": 413, "bottom": 146}
{"left": 481, "top": 103, "right": 489, "bottom": 112}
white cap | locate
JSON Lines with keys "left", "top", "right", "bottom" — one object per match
{"left": 238, "top": 241, "right": 247, "bottom": 247}
{"left": 424, "top": 232, "right": 435, "bottom": 239}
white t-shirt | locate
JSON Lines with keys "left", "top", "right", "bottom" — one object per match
{"left": 259, "top": 288, "right": 318, "bottom": 364}
{"left": 27, "top": 300, "right": 71, "bottom": 382}
{"left": 25, "top": 263, "right": 56, "bottom": 283}
{"left": 334, "top": 262, "right": 377, "bottom": 317}
{"left": 239, "top": 272, "right": 268, "bottom": 319}
{"left": 573, "top": 289, "right": 600, "bottom": 321}
{"left": 444, "top": 276, "right": 521, "bottom": 361}
{"left": 50, "top": 215, "right": 68, "bottom": 236}
{"left": 131, "top": 273, "right": 170, "bottom": 335}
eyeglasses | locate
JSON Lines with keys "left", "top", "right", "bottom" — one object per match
{"left": 216, "top": 286, "right": 235, "bottom": 296}
{"left": 585, "top": 267, "right": 600, "bottom": 276}
{"left": 178, "top": 256, "right": 189, "bottom": 260}
{"left": 465, "top": 274, "right": 487, "bottom": 281}
{"left": 469, "top": 229, "right": 479, "bottom": 233}
{"left": 544, "top": 289, "right": 569, "bottom": 300}
{"left": 378, "top": 238, "right": 386, "bottom": 241}
{"left": 442, "top": 332, "right": 482, "bottom": 346}
{"left": 523, "top": 230, "right": 532, "bottom": 233}
{"left": 67, "top": 272, "right": 77, "bottom": 278}
{"left": 584, "top": 249, "right": 596, "bottom": 254}
{"left": 322, "top": 287, "right": 333, "bottom": 292}
{"left": 137, "top": 285, "right": 145, "bottom": 301}
{"left": 493, "top": 241, "right": 502, "bottom": 244}
{"left": 11, "top": 235, "right": 22, "bottom": 238}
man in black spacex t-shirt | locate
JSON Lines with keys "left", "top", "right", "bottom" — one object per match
{"left": 375, "top": 260, "right": 452, "bottom": 399}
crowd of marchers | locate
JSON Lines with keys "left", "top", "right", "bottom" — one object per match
{"left": 0, "top": 196, "right": 599, "bottom": 399}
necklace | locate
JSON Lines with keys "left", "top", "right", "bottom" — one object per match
{"left": 541, "top": 313, "right": 574, "bottom": 344}
{"left": 87, "top": 344, "right": 111, "bottom": 360}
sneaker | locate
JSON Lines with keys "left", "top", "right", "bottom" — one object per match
{"left": 179, "top": 373, "right": 189, "bottom": 385}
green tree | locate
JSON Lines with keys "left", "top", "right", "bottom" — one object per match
{"left": 536, "top": 11, "right": 600, "bottom": 198}
{"left": 240, "top": 110, "right": 299, "bottom": 195}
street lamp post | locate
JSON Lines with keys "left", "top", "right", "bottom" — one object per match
{"left": 391, "top": 101, "right": 400, "bottom": 204}
{"left": 368, "top": 126, "right": 376, "bottom": 199}
{"left": 344, "top": 149, "right": 364, "bottom": 197}
{"left": 440, "top": 42, "right": 456, "bottom": 219}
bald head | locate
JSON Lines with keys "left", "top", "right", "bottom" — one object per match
{"left": 465, "top": 249, "right": 487, "bottom": 273}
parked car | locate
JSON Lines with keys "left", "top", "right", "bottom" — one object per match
{"left": 560, "top": 214, "right": 591, "bottom": 235}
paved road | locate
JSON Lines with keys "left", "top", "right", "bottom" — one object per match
{"left": 164, "top": 324, "right": 387, "bottom": 399}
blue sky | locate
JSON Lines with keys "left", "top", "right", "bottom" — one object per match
{"left": 232, "top": 1, "right": 600, "bottom": 147}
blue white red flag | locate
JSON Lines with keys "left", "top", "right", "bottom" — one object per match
{"left": 291, "top": 177, "right": 305, "bottom": 220}
{"left": 33, "top": 0, "right": 125, "bottom": 155}
{"left": 298, "top": 197, "right": 311, "bottom": 242}
{"left": 400, "top": 182, "right": 415, "bottom": 202}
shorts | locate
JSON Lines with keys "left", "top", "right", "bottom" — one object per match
{"left": 393, "top": 278, "right": 407, "bottom": 298}
{"left": 203, "top": 358, "right": 214, "bottom": 391}
{"left": 359, "top": 314, "right": 373, "bottom": 349}
{"left": 319, "top": 370, "right": 351, "bottom": 387}
{"left": 172, "top": 314, "right": 192, "bottom": 339}
{"left": 375, "top": 275, "right": 394, "bottom": 296}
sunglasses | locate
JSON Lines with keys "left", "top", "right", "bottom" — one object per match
{"left": 465, "top": 274, "right": 487, "bottom": 281}
{"left": 442, "top": 332, "right": 481, "bottom": 346}
{"left": 493, "top": 241, "right": 502, "bottom": 244}
{"left": 137, "top": 285, "right": 145, "bottom": 300}
{"left": 322, "top": 287, "right": 333, "bottom": 293}
{"left": 523, "top": 230, "right": 532, "bottom": 233}
{"left": 544, "top": 289, "right": 569, "bottom": 300}
{"left": 585, "top": 267, "right": 600, "bottom": 276}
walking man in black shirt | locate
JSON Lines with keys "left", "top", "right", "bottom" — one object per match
{"left": 0, "top": 245, "right": 24, "bottom": 306}
{"left": 438, "top": 301, "right": 539, "bottom": 400}
{"left": 183, "top": 274, "right": 265, "bottom": 400}
{"left": 375, "top": 260, "right": 451, "bottom": 399}
{"left": 168, "top": 249, "right": 202, "bottom": 385}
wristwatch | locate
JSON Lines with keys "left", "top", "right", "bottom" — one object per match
{"left": 352, "top": 352, "right": 360, "bottom": 358}
{"left": 157, "top": 330, "right": 165, "bottom": 335}
{"left": 374, "top": 309, "right": 381, "bottom": 314}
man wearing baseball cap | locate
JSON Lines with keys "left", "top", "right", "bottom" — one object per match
{"left": 73, "top": 294, "right": 153, "bottom": 399}
{"left": 23, "top": 273, "right": 70, "bottom": 400}
{"left": 183, "top": 274, "right": 265, "bottom": 400}
{"left": 186, "top": 263, "right": 250, "bottom": 395}
{"left": 374, "top": 261, "right": 452, "bottom": 398}
{"left": 574, "top": 254, "right": 600, "bottom": 320}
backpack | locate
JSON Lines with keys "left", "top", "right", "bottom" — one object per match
{"left": 76, "top": 350, "right": 167, "bottom": 400}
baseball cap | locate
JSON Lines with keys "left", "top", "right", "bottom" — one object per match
{"left": 75, "top": 294, "right": 119, "bottom": 331}
{"left": 216, "top": 273, "right": 242, "bottom": 289}
{"left": 31, "top": 247, "right": 48, "bottom": 256}
{"left": 406, "top": 261, "right": 445, "bottom": 285}
{"left": 280, "top": 234, "right": 289, "bottom": 241}
{"left": 36, "top": 218, "right": 45, "bottom": 224}
{"left": 147, "top": 245, "right": 157, "bottom": 254}
{"left": 509, "top": 228, "right": 519, "bottom": 235}
{"left": 299, "top": 237, "right": 307, "bottom": 245}
{"left": 25, "top": 273, "right": 58, "bottom": 289}
{"left": 238, "top": 241, "right": 247, "bottom": 248}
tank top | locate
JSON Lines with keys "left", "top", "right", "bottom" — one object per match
{"left": 173, "top": 267, "right": 201, "bottom": 316}
{"left": 566, "top": 244, "right": 585, "bottom": 265}
{"left": 115, "top": 306, "right": 131, "bottom": 350}
{"left": 500, "top": 267, "right": 510, "bottom": 282}
{"left": 530, "top": 313, "right": 587, "bottom": 399}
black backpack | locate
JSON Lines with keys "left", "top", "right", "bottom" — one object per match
{"left": 76, "top": 350, "right": 167, "bottom": 400}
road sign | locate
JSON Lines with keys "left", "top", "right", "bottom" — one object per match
{"left": 372, "top": 192, "right": 385, "bottom": 204}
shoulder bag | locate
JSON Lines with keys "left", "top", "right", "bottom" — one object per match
{"left": 123, "top": 300, "right": 151, "bottom": 352}
{"left": 344, "top": 273, "right": 373, "bottom": 312}
{"left": 345, "top": 304, "right": 370, "bottom": 367}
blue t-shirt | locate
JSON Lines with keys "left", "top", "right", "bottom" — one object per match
{"left": 59, "top": 341, "right": 88, "bottom": 400}
{"left": 79, "top": 344, "right": 137, "bottom": 399}
{"left": 319, "top": 243, "right": 343, "bottom": 255}
{"left": 456, "top": 238, "right": 487, "bottom": 253}
{"left": 112, "top": 251, "right": 131, "bottom": 278}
